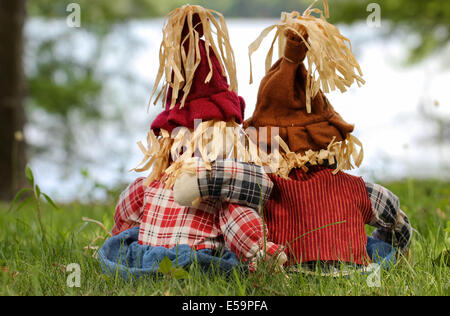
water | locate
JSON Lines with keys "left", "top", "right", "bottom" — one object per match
{"left": 25, "top": 19, "right": 450, "bottom": 202}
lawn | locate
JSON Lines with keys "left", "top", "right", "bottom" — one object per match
{"left": 0, "top": 179, "right": 449, "bottom": 296}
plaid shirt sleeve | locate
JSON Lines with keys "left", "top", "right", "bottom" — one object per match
{"left": 219, "top": 203, "right": 287, "bottom": 267}
{"left": 197, "top": 159, "right": 273, "bottom": 213}
{"left": 112, "top": 177, "right": 146, "bottom": 235}
{"left": 365, "top": 181, "right": 413, "bottom": 253}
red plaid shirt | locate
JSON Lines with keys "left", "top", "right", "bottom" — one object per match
{"left": 112, "top": 160, "right": 284, "bottom": 263}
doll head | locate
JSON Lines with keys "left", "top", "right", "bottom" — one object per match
{"left": 244, "top": 2, "right": 365, "bottom": 177}
{"left": 132, "top": 5, "right": 258, "bottom": 187}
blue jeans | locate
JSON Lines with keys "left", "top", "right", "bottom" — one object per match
{"left": 98, "top": 227, "right": 396, "bottom": 279}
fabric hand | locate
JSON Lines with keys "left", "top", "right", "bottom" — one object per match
{"left": 173, "top": 171, "right": 201, "bottom": 206}
{"left": 174, "top": 158, "right": 274, "bottom": 212}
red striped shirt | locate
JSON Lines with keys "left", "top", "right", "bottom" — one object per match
{"left": 266, "top": 166, "right": 373, "bottom": 266}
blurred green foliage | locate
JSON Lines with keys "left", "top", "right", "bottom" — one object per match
{"left": 27, "top": 37, "right": 102, "bottom": 119}
{"left": 329, "top": 0, "right": 450, "bottom": 64}
{"left": 28, "top": 0, "right": 161, "bottom": 22}
{"left": 28, "top": 0, "right": 311, "bottom": 20}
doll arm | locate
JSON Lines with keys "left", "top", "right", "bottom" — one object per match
{"left": 219, "top": 203, "right": 287, "bottom": 269}
{"left": 365, "top": 182, "right": 413, "bottom": 253}
{"left": 112, "top": 177, "right": 146, "bottom": 235}
{"left": 174, "top": 159, "right": 273, "bottom": 213}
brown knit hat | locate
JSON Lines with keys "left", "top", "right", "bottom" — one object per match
{"left": 244, "top": 29, "right": 355, "bottom": 153}
{"left": 244, "top": 6, "right": 364, "bottom": 176}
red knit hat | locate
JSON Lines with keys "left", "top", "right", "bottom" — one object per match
{"left": 151, "top": 38, "right": 245, "bottom": 133}
{"left": 148, "top": 6, "right": 244, "bottom": 133}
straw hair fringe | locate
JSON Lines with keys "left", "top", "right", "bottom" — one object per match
{"left": 132, "top": 119, "right": 363, "bottom": 187}
{"left": 248, "top": 0, "right": 365, "bottom": 113}
{"left": 262, "top": 133, "right": 364, "bottom": 178}
{"left": 149, "top": 5, "right": 238, "bottom": 110}
{"left": 131, "top": 120, "right": 262, "bottom": 188}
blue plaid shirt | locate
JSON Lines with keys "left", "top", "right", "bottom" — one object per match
{"left": 365, "top": 182, "right": 412, "bottom": 253}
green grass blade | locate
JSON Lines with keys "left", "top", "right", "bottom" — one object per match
{"left": 42, "top": 193, "right": 58, "bottom": 210}
{"left": 8, "top": 188, "right": 32, "bottom": 212}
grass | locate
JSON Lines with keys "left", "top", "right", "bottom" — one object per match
{"left": 0, "top": 179, "right": 449, "bottom": 296}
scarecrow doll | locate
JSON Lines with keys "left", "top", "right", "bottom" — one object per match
{"left": 175, "top": 1, "right": 412, "bottom": 272}
{"left": 98, "top": 5, "right": 286, "bottom": 278}
{"left": 241, "top": 2, "right": 413, "bottom": 271}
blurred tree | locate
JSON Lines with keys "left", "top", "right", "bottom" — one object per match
{"left": 28, "top": 0, "right": 169, "bottom": 21}
{"left": 24, "top": 1, "right": 165, "bottom": 182}
{"left": 329, "top": 0, "right": 450, "bottom": 64}
{"left": 0, "top": 0, "right": 27, "bottom": 200}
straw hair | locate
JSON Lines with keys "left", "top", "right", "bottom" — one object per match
{"left": 150, "top": 5, "right": 238, "bottom": 109}
{"left": 261, "top": 134, "right": 364, "bottom": 178}
{"left": 132, "top": 122, "right": 363, "bottom": 186}
{"left": 248, "top": 0, "right": 365, "bottom": 113}
{"left": 131, "top": 120, "right": 262, "bottom": 188}
{"left": 132, "top": 122, "right": 363, "bottom": 185}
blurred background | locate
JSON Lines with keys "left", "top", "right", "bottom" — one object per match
{"left": 1, "top": 0, "right": 449, "bottom": 203}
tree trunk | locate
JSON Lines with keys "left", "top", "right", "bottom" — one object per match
{"left": 0, "top": 0, "right": 27, "bottom": 201}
